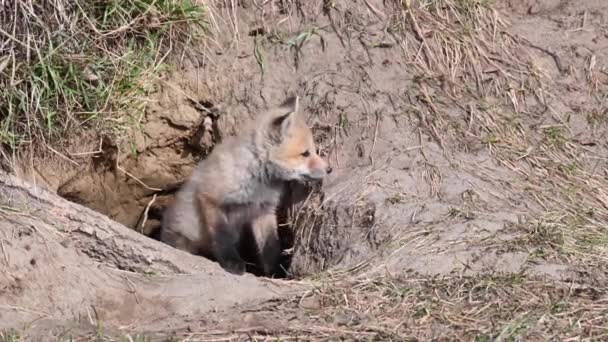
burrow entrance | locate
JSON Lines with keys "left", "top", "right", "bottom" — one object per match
{"left": 55, "top": 96, "right": 332, "bottom": 279}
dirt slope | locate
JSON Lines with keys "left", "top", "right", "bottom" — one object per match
{"left": 0, "top": 171, "right": 302, "bottom": 338}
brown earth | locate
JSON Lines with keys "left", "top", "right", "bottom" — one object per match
{"left": 2, "top": 0, "right": 608, "bottom": 340}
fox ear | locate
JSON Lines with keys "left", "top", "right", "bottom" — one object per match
{"left": 279, "top": 95, "right": 299, "bottom": 113}
{"left": 271, "top": 95, "right": 299, "bottom": 137}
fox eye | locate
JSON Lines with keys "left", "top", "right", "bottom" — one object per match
{"left": 301, "top": 150, "right": 311, "bottom": 157}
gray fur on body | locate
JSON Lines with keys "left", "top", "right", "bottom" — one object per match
{"left": 162, "top": 131, "right": 285, "bottom": 245}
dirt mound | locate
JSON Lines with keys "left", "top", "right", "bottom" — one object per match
{"left": 3, "top": 0, "right": 608, "bottom": 339}
{"left": 0, "top": 171, "right": 301, "bottom": 336}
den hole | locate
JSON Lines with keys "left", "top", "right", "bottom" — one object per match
{"left": 56, "top": 98, "right": 327, "bottom": 280}
{"left": 136, "top": 181, "right": 304, "bottom": 279}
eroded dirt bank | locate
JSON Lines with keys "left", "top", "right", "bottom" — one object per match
{"left": 0, "top": 171, "right": 303, "bottom": 337}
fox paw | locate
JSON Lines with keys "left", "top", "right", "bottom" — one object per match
{"left": 220, "top": 259, "right": 246, "bottom": 275}
{"left": 262, "top": 264, "right": 280, "bottom": 278}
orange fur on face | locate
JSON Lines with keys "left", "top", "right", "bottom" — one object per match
{"left": 275, "top": 120, "right": 327, "bottom": 174}
{"left": 276, "top": 122, "right": 309, "bottom": 163}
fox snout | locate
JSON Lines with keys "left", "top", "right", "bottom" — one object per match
{"left": 303, "top": 155, "right": 332, "bottom": 180}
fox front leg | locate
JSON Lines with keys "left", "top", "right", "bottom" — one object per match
{"left": 251, "top": 212, "right": 282, "bottom": 277}
{"left": 196, "top": 193, "right": 246, "bottom": 275}
{"left": 212, "top": 222, "right": 247, "bottom": 275}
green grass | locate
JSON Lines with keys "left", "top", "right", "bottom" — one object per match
{"left": 0, "top": 0, "right": 208, "bottom": 156}
{"left": 0, "top": 330, "right": 20, "bottom": 342}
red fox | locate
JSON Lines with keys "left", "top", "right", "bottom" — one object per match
{"left": 160, "top": 96, "right": 332, "bottom": 276}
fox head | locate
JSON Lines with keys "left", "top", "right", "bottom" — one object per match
{"left": 264, "top": 96, "right": 332, "bottom": 182}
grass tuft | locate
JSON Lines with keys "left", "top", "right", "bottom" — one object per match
{"left": 0, "top": 0, "right": 208, "bottom": 156}
{"left": 0, "top": 330, "right": 20, "bottom": 342}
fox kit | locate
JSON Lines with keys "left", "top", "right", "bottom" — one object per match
{"left": 161, "top": 96, "right": 332, "bottom": 276}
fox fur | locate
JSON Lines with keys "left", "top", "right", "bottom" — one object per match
{"left": 160, "top": 96, "right": 331, "bottom": 276}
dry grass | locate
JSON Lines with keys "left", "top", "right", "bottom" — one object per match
{"left": 377, "top": 0, "right": 608, "bottom": 272}
{"left": 280, "top": 272, "right": 607, "bottom": 340}
{"left": 71, "top": 271, "right": 606, "bottom": 340}
{"left": 284, "top": 0, "right": 608, "bottom": 340}
{"left": 0, "top": 0, "right": 208, "bottom": 166}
